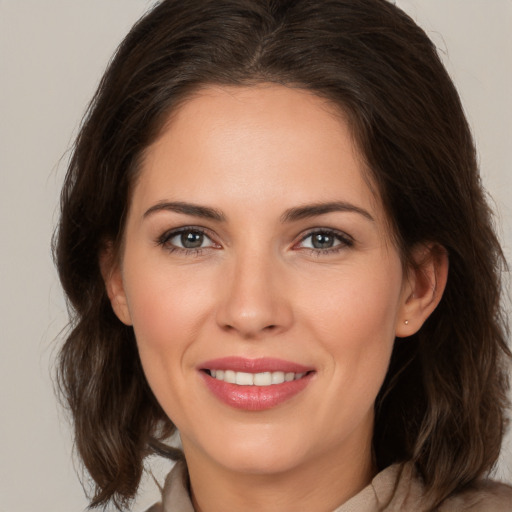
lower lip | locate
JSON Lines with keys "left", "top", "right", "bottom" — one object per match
{"left": 201, "top": 372, "right": 313, "bottom": 411}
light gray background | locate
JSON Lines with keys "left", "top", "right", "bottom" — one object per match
{"left": 1, "top": 1, "right": 510, "bottom": 511}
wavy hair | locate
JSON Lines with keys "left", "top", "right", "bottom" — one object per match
{"left": 54, "top": 0, "right": 510, "bottom": 509}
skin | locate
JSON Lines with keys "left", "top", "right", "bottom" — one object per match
{"left": 104, "top": 85, "right": 447, "bottom": 512}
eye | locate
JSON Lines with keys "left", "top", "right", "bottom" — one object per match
{"left": 157, "top": 227, "right": 219, "bottom": 253}
{"left": 172, "top": 230, "right": 209, "bottom": 249}
{"left": 296, "top": 230, "right": 353, "bottom": 252}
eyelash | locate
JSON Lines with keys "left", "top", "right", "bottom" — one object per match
{"left": 295, "top": 229, "right": 354, "bottom": 255}
{"left": 156, "top": 227, "right": 354, "bottom": 256}
{"left": 156, "top": 227, "right": 219, "bottom": 256}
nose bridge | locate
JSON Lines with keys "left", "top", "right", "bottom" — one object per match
{"left": 217, "top": 243, "right": 292, "bottom": 337}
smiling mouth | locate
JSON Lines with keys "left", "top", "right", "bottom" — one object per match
{"left": 200, "top": 359, "right": 315, "bottom": 410}
{"left": 204, "top": 369, "right": 310, "bottom": 386}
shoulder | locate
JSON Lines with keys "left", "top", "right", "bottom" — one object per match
{"left": 377, "top": 463, "right": 512, "bottom": 512}
{"left": 439, "top": 479, "right": 512, "bottom": 511}
{"left": 145, "top": 460, "right": 195, "bottom": 512}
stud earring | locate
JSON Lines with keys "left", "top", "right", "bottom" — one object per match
{"left": 404, "top": 320, "right": 409, "bottom": 325}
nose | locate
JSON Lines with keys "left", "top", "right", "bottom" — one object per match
{"left": 215, "top": 249, "right": 293, "bottom": 339}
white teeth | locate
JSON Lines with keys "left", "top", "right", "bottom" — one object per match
{"left": 209, "top": 369, "right": 307, "bottom": 386}
{"left": 235, "top": 372, "right": 254, "bottom": 385}
{"left": 253, "top": 372, "right": 271, "bottom": 386}
{"left": 271, "top": 371, "right": 285, "bottom": 384}
{"left": 224, "top": 370, "right": 236, "bottom": 384}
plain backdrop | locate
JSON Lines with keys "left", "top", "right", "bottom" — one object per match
{"left": 0, "top": 1, "right": 510, "bottom": 511}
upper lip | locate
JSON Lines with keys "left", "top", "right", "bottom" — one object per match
{"left": 199, "top": 356, "right": 313, "bottom": 374}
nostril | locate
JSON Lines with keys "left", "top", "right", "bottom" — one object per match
{"left": 221, "top": 322, "right": 279, "bottom": 337}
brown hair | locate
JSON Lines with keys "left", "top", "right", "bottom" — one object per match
{"left": 54, "top": 0, "right": 511, "bottom": 509}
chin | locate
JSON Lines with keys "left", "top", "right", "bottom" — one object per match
{"left": 211, "top": 423, "right": 315, "bottom": 474}
{"left": 218, "top": 444, "right": 309, "bottom": 476}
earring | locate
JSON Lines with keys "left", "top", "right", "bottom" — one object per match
{"left": 404, "top": 320, "right": 409, "bottom": 325}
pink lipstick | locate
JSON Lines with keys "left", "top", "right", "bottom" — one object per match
{"left": 199, "top": 357, "right": 315, "bottom": 411}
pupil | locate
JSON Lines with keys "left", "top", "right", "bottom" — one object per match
{"left": 312, "top": 233, "right": 333, "bottom": 249}
{"left": 181, "top": 231, "right": 203, "bottom": 248}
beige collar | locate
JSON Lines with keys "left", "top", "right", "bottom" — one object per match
{"left": 155, "top": 461, "right": 424, "bottom": 512}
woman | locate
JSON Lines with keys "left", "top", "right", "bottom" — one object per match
{"left": 55, "top": 0, "right": 512, "bottom": 510}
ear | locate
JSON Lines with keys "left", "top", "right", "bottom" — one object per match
{"left": 395, "top": 243, "right": 448, "bottom": 338}
{"left": 99, "top": 243, "right": 133, "bottom": 326}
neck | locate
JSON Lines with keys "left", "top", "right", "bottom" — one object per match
{"left": 183, "top": 437, "right": 376, "bottom": 512}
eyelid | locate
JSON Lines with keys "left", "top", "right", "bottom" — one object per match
{"left": 156, "top": 225, "right": 221, "bottom": 252}
{"left": 293, "top": 228, "right": 354, "bottom": 252}
{"left": 155, "top": 225, "right": 353, "bottom": 255}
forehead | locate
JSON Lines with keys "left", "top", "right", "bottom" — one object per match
{"left": 133, "top": 84, "right": 384, "bottom": 224}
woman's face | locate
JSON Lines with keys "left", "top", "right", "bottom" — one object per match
{"left": 108, "top": 85, "right": 414, "bottom": 478}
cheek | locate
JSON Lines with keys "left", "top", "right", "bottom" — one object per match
{"left": 121, "top": 258, "right": 219, "bottom": 392}
{"left": 122, "top": 261, "right": 218, "bottom": 419}
{"left": 303, "top": 261, "right": 402, "bottom": 342}
{"left": 301, "top": 261, "right": 403, "bottom": 393}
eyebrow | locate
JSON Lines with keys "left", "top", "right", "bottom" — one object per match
{"left": 142, "top": 200, "right": 374, "bottom": 224}
{"left": 143, "top": 201, "right": 226, "bottom": 222}
{"left": 280, "top": 201, "right": 374, "bottom": 223}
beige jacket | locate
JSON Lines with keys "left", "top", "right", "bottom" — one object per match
{"left": 147, "top": 461, "right": 512, "bottom": 511}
